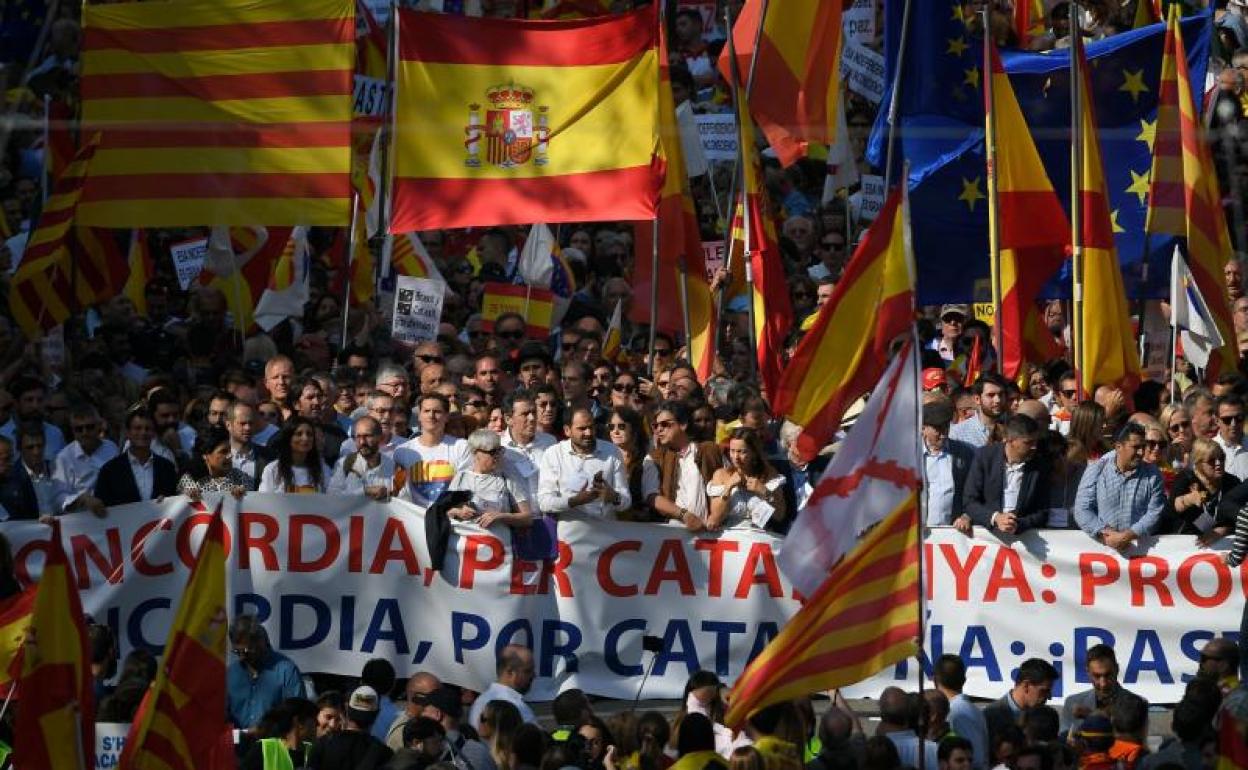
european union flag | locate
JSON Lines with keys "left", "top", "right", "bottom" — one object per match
{"left": 868, "top": 2, "right": 1211, "bottom": 305}
{"left": 1, "top": 0, "right": 48, "bottom": 66}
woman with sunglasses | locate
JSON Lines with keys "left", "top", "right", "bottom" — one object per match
{"left": 1159, "top": 405, "right": 1194, "bottom": 468}
{"left": 610, "top": 375, "right": 643, "bottom": 411}
{"left": 258, "top": 416, "right": 331, "bottom": 493}
{"left": 447, "top": 429, "right": 533, "bottom": 530}
{"left": 1140, "top": 422, "right": 1178, "bottom": 496}
{"left": 1164, "top": 438, "right": 1240, "bottom": 544}
{"left": 605, "top": 407, "right": 652, "bottom": 521}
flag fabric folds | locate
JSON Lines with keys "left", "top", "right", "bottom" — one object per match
{"left": 773, "top": 185, "right": 915, "bottom": 462}
{"left": 0, "top": 587, "right": 36, "bottom": 690}
{"left": 14, "top": 520, "right": 94, "bottom": 770}
{"left": 602, "top": 299, "right": 622, "bottom": 361}
{"left": 391, "top": 7, "right": 661, "bottom": 231}
{"left": 482, "top": 282, "right": 555, "bottom": 337}
{"left": 118, "top": 505, "right": 232, "bottom": 770}
{"left": 388, "top": 232, "right": 444, "bottom": 282}
{"left": 727, "top": 342, "right": 922, "bottom": 727}
{"left": 203, "top": 226, "right": 295, "bottom": 333}
{"left": 985, "top": 41, "right": 1070, "bottom": 379}
{"left": 1146, "top": 5, "right": 1236, "bottom": 379}
{"left": 718, "top": 0, "right": 843, "bottom": 167}
{"left": 255, "top": 227, "right": 311, "bottom": 331}
{"left": 1170, "top": 247, "right": 1224, "bottom": 371}
{"left": 1075, "top": 39, "right": 1142, "bottom": 396}
{"left": 122, "top": 229, "right": 154, "bottom": 316}
{"left": 78, "top": 0, "right": 355, "bottom": 227}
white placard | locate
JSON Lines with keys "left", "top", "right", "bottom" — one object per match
{"left": 840, "top": 38, "right": 886, "bottom": 104}
{"left": 842, "top": 0, "right": 876, "bottom": 46}
{"left": 860, "top": 174, "right": 885, "bottom": 222}
{"left": 169, "top": 237, "right": 208, "bottom": 290}
{"left": 391, "top": 275, "right": 445, "bottom": 344}
{"left": 95, "top": 723, "right": 130, "bottom": 769}
{"left": 694, "top": 113, "right": 739, "bottom": 163}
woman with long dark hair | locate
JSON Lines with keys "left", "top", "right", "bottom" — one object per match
{"left": 706, "top": 428, "right": 788, "bottom": 529}
{"left": 258, "top": 416, "right": 330, "bottom": 493}
{"left": 605, "top": 407, "right": 652, "bottom": 521}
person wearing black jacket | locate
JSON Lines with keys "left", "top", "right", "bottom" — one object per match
{"left": 92, "top": 409, "right": 179, "bottom": 509}
{"left": 963, "top": 415, "right": 1050, "bottom": 535}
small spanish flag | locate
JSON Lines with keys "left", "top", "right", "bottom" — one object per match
{"left": 482, "top": 282, "right": 554, "bottom": 338}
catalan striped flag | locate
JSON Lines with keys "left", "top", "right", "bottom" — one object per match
{"left": 391, "top": 6, "right": 661, "bottom": 230}
{"left": 43, "top": 97, "right": 76, "bottom": 186}
{"left": 774, "top": 185, "right": 915, "bottom": 462}
{"left": 985, "top": 40, "right": 1069, "bottom": 380}
{"left": 1146, "top": 5, "right": 1235, "bottom": 380}
{"left": 1074, "top": 39, "right": 1142, "bottom": 396}
{"left": 732, "top": 87, "right": 793, "bottom": 399}
{"left": 0, "top": 587, "right": 35, "bottom": 690}
{"left": 726, "top": 342, "right": 921, "bottom": 727}
{"left": 718, "top": 0, "right": 843, "bottom": 167}
{"left": 71, "top": 227, "right": 129, "bottom": 308}
{"left": 203, "top": 226, "right": 295, "bottom": 332}
{"left": 118, "top": 505, "right": 232, "bottom": 770}
{"left": 77, "top": 0, "right": 355, "bottom": 227}
{"left": 10, "top": 133, "right": 101, "bottom": 338}
{"left": 14, "top": 520, "right": 94, "bottom": 770}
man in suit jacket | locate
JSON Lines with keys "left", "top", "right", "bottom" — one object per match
{"left": 983, "top": 658, "right": 1059, "bottom": 752}
{"left": 1060, "top": 644, "right": 1147, "bottom": 735}
{"left": 962, "top": 414, "right": 1050, "bottom": 536}
{"left": 91, "top": 409, "right": 179, "bottom": 510}
{"left": 923, "top": 400, "right": 976, "bottom": 526}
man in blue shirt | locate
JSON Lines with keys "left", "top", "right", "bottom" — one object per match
{"left": 1073, "top": 422, "right": 1165, "bottom": 552}
{"left": 227, "top": 614, "right": 307, "bottom": 731}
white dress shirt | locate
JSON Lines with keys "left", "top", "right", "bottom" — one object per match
{"left": 1215, "top": 434, "right": 1248, "bottom": 481}
{"left": 230, "top": 442, "right": 262, "bottom": 486}
{"left": 128, "top": 451, "right": 156, "bottom": 501}
{"left": 537, "top": 439, "right": 630, "bottom": 518}
{"left": 501, "top": 430, "right": 556, "bottom": 512}
{"left": 23, "top": 461, "right": 76, "bottom": 515}
{"left": 1003, "top": 460, "right": 1026, "bottom": 513}
{"left": 53, "top": 438, "right": 119, "bottom": 498}
{"left": 329, "top": 453, "right": 404, "bottom": 497}
{"left": 640, "top": 445, "right": 710, "bottom": 521}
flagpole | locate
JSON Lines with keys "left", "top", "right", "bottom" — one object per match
{"left": 379, "top": 0, "right": 400, "bottom": 235}
{"left": 41, "top": 94, "right": 51, "bottom": 206}
{"left": 882, "top": 0, "right": 914, "bottom": 194}
{"left": 1170, "top": 323, "right": 1178, "bottom": 403}
{"left": 649, "top": 2, "right": 665, "bottom": 380}
{"left": 677, "top": 255, "right": 693, "bottom": 355}
{"left": 1069, "top": 0, "right": 1086, "bottom": 399}
{"left": 983, "top": 12, "right": 1005, "bottom": 367}
{"left": 341, "top": 192, "right": 361, "bottom": 347}
{"left": 723, "top": 8, "right": 760, "bottom": 380}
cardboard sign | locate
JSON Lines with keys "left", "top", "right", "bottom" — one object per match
{"left": 842, "top": 0, "right": 876, "bottom": 46}
{"left": 391, "top": 276, "right": 445, "bottom": 344}
{"left": 701, "top": 240, "right": 725, "bottom": 282}
{"left": 169, "top": 237, "right": 208, "bottom": 290}
{"left": 840, "top": 39, "right": 886, "bottom": 104}
{"left": 859, "top": 174, "right": 885, "bottom": 222}
{"left": 973, "top": 302, "right": 996, "bottom": 326}
{"left": 694, "top": 113, "right": 739, "bottom": 163}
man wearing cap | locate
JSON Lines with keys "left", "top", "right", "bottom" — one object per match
{"left": 923, "top": 368, "right": 950, "bottom": 398}
{"left": 385, "top": 672, "right": 442, "bottom": 751}
{"left": 922, "top": 401, "right": 976, "bottom": 527}
{"left": 930, "top": 305, "right": 969, "bottom": 362}
{"left": 306, "top": 685, "right": 394, "bottom": 770}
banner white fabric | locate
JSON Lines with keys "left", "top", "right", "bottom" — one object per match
{"left": 2, "top": 498, "right": 1243, "bottom": 704}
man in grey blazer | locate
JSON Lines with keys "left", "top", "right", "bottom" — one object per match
{"left": 1060, "top": 644, "right": 1147, "bottom": 735}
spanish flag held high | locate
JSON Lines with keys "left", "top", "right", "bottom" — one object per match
{"left": 118, "top": 505, "right": 233, "bottom": 770}
{"left": 1074, "top": 39, "right": 1142, "bottom": 396}
{"left": 1146, "top": 5, "right": 1236, "bottom": 380}
{"left": 718, "top": 0, "right": 843, "bottom": 168}
{"left": 985, "top": 40, "right": 1069, "bottom": 380}
{"left": 78, "top": 0, "right": 355, "bottom": 227}
{"left": 391, "top": 6, "right": 661, "bottom": 231}
{"left": 773, "top": 185, "right": 915, "bottom": 462}
{"left": 14, "top": 520, "right": 95, "bottom": 770}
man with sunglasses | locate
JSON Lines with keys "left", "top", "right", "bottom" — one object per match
{"left": 53, "top": 403, "right": 119, "bottom": 503}
{"left": 1050, "top": 372, "right": 1079, "bottom": 436}
{"left": 1214, "top": 395, "right": 1248, "bottom": 480}
{"left": 642, "top": 401, "right": 724, "bottom": 531}
{"left": 493, "top": 313, "right": 528, "bottom": 357}
{"left": 330, "top": 416, "right": 403, "bottom": 501}
{"left": 930, "top": 305, "right": 969, "bottom": 363}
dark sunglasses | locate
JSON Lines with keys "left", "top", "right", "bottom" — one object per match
{"left": 1168, "top": 421, "right": 1191, "bottom": 431}
{"left": 498, "top": 330, "right": 525, "bottom": 340}
{"left": 1061, "top": 389, "right": 1078, "bottom": 397}
{"left": 652, "top": 348, "right": 673, "bottom": 356}
{"left": 1220, "top": 414, "right": 1245, "bottom": 425}
{"left": 1144, "top": 440, "right": 1165, "bottom": 450}
{"left": 417, "top": 354, "right": 444, "bottom": 364}
{"left": 613, "top": 383, "right": 636, "bottom": 393}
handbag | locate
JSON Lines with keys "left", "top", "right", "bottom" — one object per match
{"left": 511, "top": 515, "right": 559, "bottom": 561}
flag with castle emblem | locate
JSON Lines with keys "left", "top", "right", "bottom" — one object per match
{"left": 390, "top": 6, "right": 661, "bottom": 231}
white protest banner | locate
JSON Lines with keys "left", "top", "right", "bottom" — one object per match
{"left": 842, "top": 0, "right": 876, "bottom": 46}
{"left": 859, "top": 174, "right": 885, "bottom": 222}
{"left": 840, "top": 39, "right": 886, "bottom": 104}
{"left": 391, "top": 276, "right": 445, "bottom": 344}
{"left": 169, "top": 237, "right": 208, "bottom": 290}
{"left": 7, "top": 501, "right": 1247, "bottom": 704}
{"left": 354, "top": 75, "right": 389, "bottom": 119}
{"left": 95, "top": 723, "right": 129, "bottom": 769}
{"left": 694, "top": 114, "right": 739, "bottom": 163}
{"left": 701, "top": 241, "right": 725, "bottom": 283}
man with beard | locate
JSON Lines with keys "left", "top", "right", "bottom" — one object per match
{"left": 330, "top": 416, "right": 403, "bottom": 500}
{"left": 537, "top": 407, "right": 629, "bottom": 519}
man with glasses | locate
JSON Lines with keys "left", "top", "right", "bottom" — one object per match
{"left": 808, "top": 232, "right": 847, "bottom": 282}
{"left": 226, "top": 614, "right": 307, "bottom": 731}
{"left": 412, "top": 341, "right": 444, "bottom": 374}
{"left": 1050, "top": 372, "right": 1079, "bottom": 436}
{"left": 1195, "top": 637, "right": 1240, "bottom": 695}
{"left": 384, "top": 672, "right": 441, "bottom": 751}
{"left": 330, "top": 416, "right": 403, "bottom": 500}
{"left": 929, "top": 305, "right": 968, "bottom": 363}
{"left": 1214, "top": 395, "right": 1248, "bottom": 479}
{"left": 1072, "top": 422, "right": 1165, "bottom": 551}
{"left": 375, "top": 363, "right": 412, "bottom": 407}
{"left": 537, "top": 406, "right": 628, "bottom": 519}
{"left": 647, "top": 332, "right": 676, "bottom": 376}
{"left": 53, "top": 404, "right": 119, "bottom": 503}
{"left": 642, "top": 401, "right": 724, "bottom": 531}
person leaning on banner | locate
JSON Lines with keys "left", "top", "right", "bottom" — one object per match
{"left": 447, "top": 429, "right": 533, "bottom": 530}
{"left": 258, "top": 416, "right": 333, "bottom": 494}
{"left": 961, "top": 415, "right": 1050, "bottom": 536}
{"left": 90, "top": 407, "right": 179, "bottom": 511}
{"left": 983, "top": 658, "right": 1059, "bottom": 754}
{"left": 227, "top": 614, "right": 308, "bottom": 732}
{"left": 1161, "top": 438, "right": 1241, "bottom": 543}
{"left": 176, "top": 426, "right": 248, "bottom": 502}
{"left": 537, "top": 407, "right": 629, "bottom": 519}
{"left": 921, "top": 399, "right": 976, "bottom": 528}
{"left": 1060, "top": 645, "right": 1148, "bottom": 737}
{"left": 706, "top": 427, "right": 789, "bottom": 530}
{"left": 1072, "top": 422, "right": 1165, "bottom": 552}
{"left": 329, "top": 416, "right": 407, "bottom": 501}
{"left": 643, "top": 401, "right": 724, "bottom": 532}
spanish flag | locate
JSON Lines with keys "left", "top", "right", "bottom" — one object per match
{"left": 391, "top": 6, "right": 661, "bottom": 231}
{"left": 1074, "top": 38, "right": 1141, "bottom": 396}
{"left": 119, "top": 505, "right": 233, "bottom": 770}
{"left": 78, "top": 0, "right": 355, "bottom": 227}
{"left": 985, "top": 40, "right": 1069, "bottom": 379}
{"left": 773, "top": 185, "right": 915, "bottom": 462}
{"left": 1146, "top": 5, "right": 1235, "bottom": 380}
{"left": 482, "top": 282, "right": 555, "bottom": 338}
{"left": 718, "top": 0, "right": 843, "bottom": 167}
{"left": 14, "top": 520, "right": 95, "bottom": 770}
{"left": 0, "top": 587, "right": 35, "bottom": 690}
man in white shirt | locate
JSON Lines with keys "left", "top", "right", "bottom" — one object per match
{"left": 93, "top": 409, "right": 179, "bottom": 509}
{"left": 500, "top": 389, "right": 556, "bottom": 511}
{"left": 226, "top": 401, "right": 266, "bottom": 489}
{"left": 467, "top": 645, "right": 537, "bottom": 728}
{"left": 1214, "top": 395, "right": 1248, "bottom": 480}
{"left": 395, "top": 394, "right": 472, "bottom": 507}
{"left": 54, "top": 404, "right": 119, "bottom": 502}
{"left": 538, "top": 407, "right": 629, "bottom": 519}
{"left": 331, "top": 416, "right": 404, "bottom": 499}
{"left": 15, "top": 422, "right": 78, "bottom": 518}
{"left": 642, "top": 401, "right": 723, "bottom": 530}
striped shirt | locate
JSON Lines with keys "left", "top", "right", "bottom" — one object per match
{"left": 1226, "top": 503, "right": 1248, "bottom": 567}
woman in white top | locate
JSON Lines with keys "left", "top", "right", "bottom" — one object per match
{"left": 448, "top": 429, "right": 532, "bottom": 529}
{"left": 258, "top": 416, "right": 331, "bottom": 494}
{"left": 706, "top": 428, "right": 788, "bottom": 530}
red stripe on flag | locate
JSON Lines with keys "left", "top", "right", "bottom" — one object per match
{"left": 84, "top": 18, "right": 352, "bottom": 54}
{"left": 771, "top": 618, "right": 921, "bottom": 683}
{"left": 81, "top": 69, "right": 352, "bottom": 102}
{"left": 84, "top": 172, "right": 347, "bottom": 200}
{"left": 997, "top": 191, "right": 1071, "bottom": 248}
{"left": 93, "top": 122, "right": 351, "bottom": 149}
{"left": 1080, "top": 190, "right": 1115, "bottom": 248}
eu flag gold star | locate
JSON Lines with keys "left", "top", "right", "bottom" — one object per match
{"left": 1126, "top": 169, "right": 1151, "bottom": 206}
{"left": 959, "top": 177, "right": 985, "bottom": 211}
{"left": 1135, "top": 118, "right": 1156, "bottom": 152}
{"left": 947, "top": 37, "right": 969, "bottom": 57}
{"left": 964, "top": 66, "right": 980, "bottom": 90}
{"left": 1119, "top": 69, "right": 1149, "bottom": 103}
{"left": 1110, "top": 209, "right": 1126, "bottom": 234}
{"left": 952, "top": 4, "right": 965, "bottom": 23}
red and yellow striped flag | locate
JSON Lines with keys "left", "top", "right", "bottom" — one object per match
{"left": 1075, "top": 41, "right": 1142, "bottom": 396}
{"left": 204, "top": 225, "right": 295, "bottom": 332}
{"left": 986, "top": 41, "right": 1069, "bottom": 379}
{"left": 725, "top": 499, "right": 919, "bottom": 728}
{"left": 718, "top": 0, "right": 843, "bottom": 167}
{"left": 773, "top": 186, "right": 915, "bottom": 461}
{"left": 482, "top": 282, "right": 555, "bottom": 338}
{"left": 1146, "top": 5, "right": 1235, "bottom": 380}
{"left": 78, "top": 0, "right": 355, "bottom": 227}
{"left": 14, "top": 520, "right": 94, "bottom": 770}
{"left": 10, "top": 133, "right": 102, "bottom": 338}
{"left": 392, "top": 6, "right": 661, "bottom": 231}
{"left": 72, "top": 227, "right": 129, "bottom": 308}
{"left": 119, "top": 505, "right": 232, "bottom": 770}
{"left": 0, "top": 587, "right": 36, "bottom": 690}
{"left": 390, "top": 232, "right": 443, "bottom": 281}
{"left": 349, "top": 205, "right": 375, "bottom": 307}
{"left": 44, "top": 97, "right": 76, "bottom": 186}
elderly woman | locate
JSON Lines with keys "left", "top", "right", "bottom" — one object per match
{"left": 1165, "top": 438, "right": 1241, "bottom": 544}
{"left": 177, "top": 426, "right": 248, "bottom": 501}
{"left": 447, "top": 429, "right": 533, "bottom": 529}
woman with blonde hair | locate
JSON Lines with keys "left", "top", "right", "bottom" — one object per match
{"left": 479, "top": 700, "right": 523, "bottom": 770}
{"left": 1165, "top": 437, "right": 1240, "bottom": 543}
{"left": 1159, "top": 404, "right": 1195, "bottom": 468}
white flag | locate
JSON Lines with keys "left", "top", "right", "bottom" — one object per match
{"left": 254, "top": 226, "right": 310, "bottom": 331}
{"left": 1170, "top": 246, "right": 1224, "bottom": 370}
{"left": 822, "top": 89, "right": 859, "bottom": 204}
{"left": 777, "top": 339, "right": 922, "bottom": 598}
{"left": 677, "top": 100, "right": 709, "bottom": 178}
{"left": 518, "top": 223, "right": 556, "bottom": 288}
